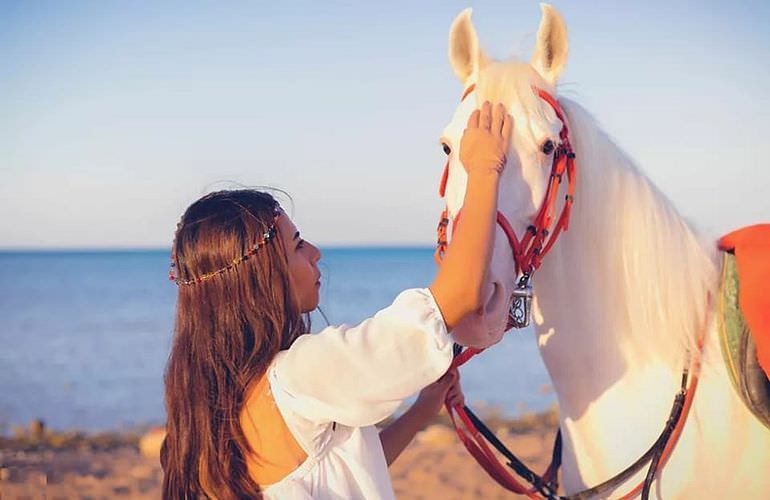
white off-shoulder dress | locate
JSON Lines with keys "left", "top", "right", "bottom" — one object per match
{"left": 262, "top": 288, "right": 454, "bottom": 500}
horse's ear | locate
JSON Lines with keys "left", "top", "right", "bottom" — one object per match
{"left": 449, "top": 8, "right": 481, "bottom": 84}
{"left": 531, "top": 3, "right": 569, "bottom": 85}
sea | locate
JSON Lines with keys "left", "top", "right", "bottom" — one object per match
{"left": 0, "top": 248, "right": 555, "bottom": 433}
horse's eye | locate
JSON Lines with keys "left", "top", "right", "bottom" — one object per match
{"left": 442, "top": 143, "right": 451, "bottom": 156}
{"left": 541, "top": 139, "right": 555, "bottom": 155}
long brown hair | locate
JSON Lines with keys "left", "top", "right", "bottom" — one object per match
{"left": 161, "top": 189, "right": 307, "bottom": 499}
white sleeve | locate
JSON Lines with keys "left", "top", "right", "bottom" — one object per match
{"left": 270, "top": 288, "right": 454, "bottom": 427}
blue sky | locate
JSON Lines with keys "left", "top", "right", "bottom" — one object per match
{"left": 1, "top": 1, "right": 768, "bottom": 248}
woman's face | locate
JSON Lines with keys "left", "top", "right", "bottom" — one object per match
{"left": 276, "top": 214, "right": 321, "bottom": 313}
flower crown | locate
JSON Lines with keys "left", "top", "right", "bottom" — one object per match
{"left": 169, "top": 212, "right": 280, "bottom": 286}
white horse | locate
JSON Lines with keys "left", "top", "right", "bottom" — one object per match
{"left": 440, "top": 5, "right": 770, "bottom": 498}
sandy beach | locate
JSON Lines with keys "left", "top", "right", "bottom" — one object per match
{"left": 0, "top": 411, "right": 558, "bottom": 499}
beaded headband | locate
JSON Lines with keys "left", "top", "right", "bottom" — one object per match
{"left": 169, "top": 212, "right": 280, "bottom": 286}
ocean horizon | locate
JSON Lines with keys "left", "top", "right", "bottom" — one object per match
{"left": 0, "top": 248, "right": 555, "bottom": 433}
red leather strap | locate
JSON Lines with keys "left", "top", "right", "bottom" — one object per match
{"left": 446, "top": 347, "right": 555, "bottom": 497}
{"left": 461, "top": 83, "right": 476, "bottom": 102}
{"left": 449, "top": 346, "right": 484, "bottom": 370}
{"left": 447, "top": 402, "right": 539, "bottom": 496}
{"left": 438, "top": 160, "right": 449, "bottom": 198}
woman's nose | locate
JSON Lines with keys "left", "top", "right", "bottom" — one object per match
{"left": 311, "top": 243, "right": 321, "bottom": 262}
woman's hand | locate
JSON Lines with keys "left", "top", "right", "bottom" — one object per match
{"left": 379, "top": 368, "right": 465, "bottom": 466}
{"left": 414, "top": 368, "right": 465, "bottom": 416}
{"left": 459, "top": 101, "right": 512, "bottom": 175}
{"left": 429, "top": 100, "right": 512, "bottom": 335}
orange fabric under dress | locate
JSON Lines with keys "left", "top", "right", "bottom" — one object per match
{"left": 239, "top": 374, "right": 307, "bottom": 488}
{"left": 719, "top": 224, "right": 770, "bottom": 378}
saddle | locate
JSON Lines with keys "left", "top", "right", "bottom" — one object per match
{"left": 718, "top": 224, "right": 770, "bottom": 430}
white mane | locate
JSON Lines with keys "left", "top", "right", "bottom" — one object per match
{"left": 469, "top": 60, "right": 720, "bottom": 367}
{"left": 541, "top": 97, "right": 719, "bottom": 368}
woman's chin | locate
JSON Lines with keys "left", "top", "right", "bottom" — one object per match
{"left": 302, "top": 294, "right": 320, "bottom": 314}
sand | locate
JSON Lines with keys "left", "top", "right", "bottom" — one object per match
{"left": 0, "top": 424, "right": 557, "bottom": 499}
{"left": 391, "top": 425, "right": 558, "bottom": 499}
{"left": 0, "top": 447, "right": 161, "bottom": 500}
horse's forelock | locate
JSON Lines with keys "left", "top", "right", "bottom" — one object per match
{"left": 476, "top": 61, "right": 557, "bottom": 146}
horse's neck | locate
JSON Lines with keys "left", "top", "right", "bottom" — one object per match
{"left": 532, "top": 100, "right": 720, "bottom": 489}
{"left": 533, "top": 281, "right": 688, "bottom": 489}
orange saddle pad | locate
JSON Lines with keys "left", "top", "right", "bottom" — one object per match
{"left": 718, "top": 224, "right": 770, "bottom": 378}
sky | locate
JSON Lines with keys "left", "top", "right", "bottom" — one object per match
{"left": 1, "top": 0, "right": 768, "bottom": 248}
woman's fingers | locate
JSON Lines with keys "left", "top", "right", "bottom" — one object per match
{"left": 467, "top": 109, "right": 480, "bottom": 129}
{"left": 501, "top": 112, "right": 513, "bottom": 151}
{"left": 442, "top": 368, "right": 464, "bottom": 407}
{"left": 479, "top": 101, "right": 492, "bottom": 130}
{"left": 446, "top": 387, "right": 465, "bottom": 407}
{"left": 467, "top": 101, "right": 510, "bottom": 136}
{"left": 491, "top": 103, "right": 505, "bottom": 134}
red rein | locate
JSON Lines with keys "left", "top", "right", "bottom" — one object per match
{"left": 434, "top": 83, "right": 576, "bottom": 496}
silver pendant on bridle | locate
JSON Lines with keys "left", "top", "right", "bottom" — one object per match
{"left": 508, "top": 273, "right": 534, "bottom": 329}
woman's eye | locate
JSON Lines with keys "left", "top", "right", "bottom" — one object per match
{"left": 296, "top": 240, "right": 305, "bottom": 249}
{"left": 442, "top": 143, "right": 451, "bottom": 155}
{"left": 541, "top": 139, "right": 555, "bottom": 155}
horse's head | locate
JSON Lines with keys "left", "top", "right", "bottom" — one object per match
{"left": 440, "top": 5, "right": 570, "bottom": 347}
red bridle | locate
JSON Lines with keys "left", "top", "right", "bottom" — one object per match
{"left": 435, "top": 83, "right": 577, "bottom": 331}
{"left": 436, "top": 84, "right": 705, "bottom": 500}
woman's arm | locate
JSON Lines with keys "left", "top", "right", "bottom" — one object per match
{"left": 272, "top": 288, "right": 455, "bottom": 427}
{"left": 379, "top": 369, "right": 464, "bottom": 466}
{"left": 272, "top": 103, "right": 509, "bottom": 428}
{"left": 429, "top": 102, "right": 512, "bottom": 331}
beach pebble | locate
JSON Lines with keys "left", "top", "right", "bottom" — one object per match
{"left": 91, "top": 468, "right": 109, "bottom": 479}
{"left": 113, "top": 485, "right": 131, "bottom": 495}
{"left": 139, "top": 427, "right": 166, "bottom": 460}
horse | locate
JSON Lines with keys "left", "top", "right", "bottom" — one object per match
{"left": 438, "top": 4, "right": 770, "bottom": 498}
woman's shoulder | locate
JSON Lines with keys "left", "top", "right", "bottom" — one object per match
{"left": 239, "top": 372, "right": 309, "bottom": 487}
